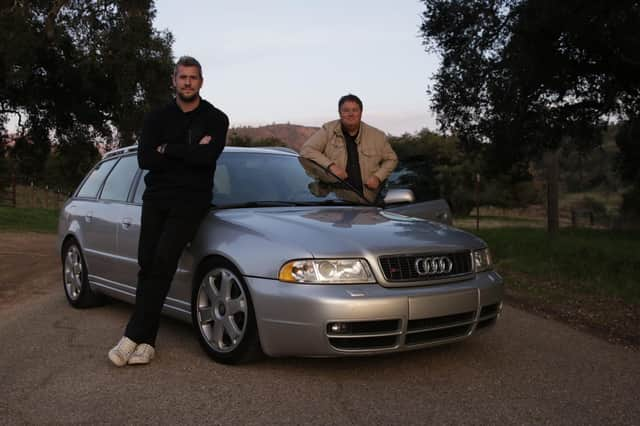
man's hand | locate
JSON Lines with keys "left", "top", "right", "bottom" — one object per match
{"left": 199, "top": 135, "right": 212, "bottom": 145}
{"left": 156, "top": 144, "right": 167, "bottom": 154}
{"left": 328, "top": 163, "right": 348, "bottom": 180}
{"left": 365, "top": 175, "right": 381, "bottom": 190}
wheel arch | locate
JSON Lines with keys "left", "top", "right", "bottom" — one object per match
{"left": 191, "top": 253, "right": 264, "bottom": 362}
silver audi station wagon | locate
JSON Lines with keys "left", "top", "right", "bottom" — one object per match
{"left": 58, "top": 146, "right": 503, "bottom": 363}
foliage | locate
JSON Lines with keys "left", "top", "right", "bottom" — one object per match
{"left": 228, "top": 134, "right": 287, "bottom": 148}
{"left": 0, "top": 0, "right": 174, "bottom": 149}
{"left": 560, "top": 142, "right": 620, "bottom": 193}
{"left": 616, "top": 119, "right": 640, "bottom": 183}
{"left": 9, "top": 133, "right": 50, "bottom": 184}
{"left": 615, "top": 118, "right": 640, "bottom": 217}
{"left": 389, "top": 129, "right": 540, "bottom": 215}
{"left": 421, "top": 1, "right": 640, "bottom": 230}
{"left": 420, "top": 0, "right": 640, "bottom": 189}
{"left": 45, "top": 127, "right": 102, "bottom": 192}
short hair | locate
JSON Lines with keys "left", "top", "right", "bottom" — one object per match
{"left": 338, "top": 94, "right": 363, "bottom": 111}
{"left": 174, "top": 56, "right": 202, "bottom": 78}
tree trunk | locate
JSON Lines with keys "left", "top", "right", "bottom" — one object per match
{"left": 544, "top": 149, "right": 560, "bottom": 233}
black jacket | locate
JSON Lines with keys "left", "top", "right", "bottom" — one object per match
{"left": 138, "top": 98, "right": 229, "bottom": 206}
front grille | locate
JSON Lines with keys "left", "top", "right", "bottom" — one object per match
{"left": 405, "top": 310, "right": 475, "bottom": 345}
{"left": 327, "top": 319, "right": 401, "bottom": 351}
{"left": 379, "top": 251, "right": 472, "bottom": 282}
{"left": 325, "top": 304, "right": 501, "bottom": 352}
{"left": 329, "top": 335, "right": 398, "bottom": 350}
{"left": 407, "top": 312, "right": 475, "bottom": 331}
{"left": 476, "top": 317, "right": 497, "bottom": 330}
{"left": 480, "top": 303, "right": 500, "bottom": 318}
{"left": 405, "top": 324, "right": 471, "bottom": 345}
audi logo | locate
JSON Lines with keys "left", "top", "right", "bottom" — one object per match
{"left": 414, "top": 256, "right": 453, "bottom": 276}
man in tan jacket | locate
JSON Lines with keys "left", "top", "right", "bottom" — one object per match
{"left": 300, "top": 94, "right": 398, "bottom": 202}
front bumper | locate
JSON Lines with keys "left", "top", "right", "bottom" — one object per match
{"left": 246, "top": 271, "right": 504, "bottom": 357}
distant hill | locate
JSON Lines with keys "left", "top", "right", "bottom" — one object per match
{"left": 229, "top": 123, "right": 319, "bottom": 151}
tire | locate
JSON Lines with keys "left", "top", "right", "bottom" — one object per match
{"left": 61, "top": 239, "right": 104, "bottom": 308}
{"left": 191, "top": 259, "right": 262, "bottom": 364}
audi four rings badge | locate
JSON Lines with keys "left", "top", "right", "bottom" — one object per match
{"left": 414, "top": 257, "right": 453, "bottom": 275}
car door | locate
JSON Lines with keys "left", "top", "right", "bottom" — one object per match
{"left": 94, "top": 154, "right": 140, "bottom": 291}
{"left": 74, "top": 157, "right": 119, "bottom": 281}
{"left": 112, "top": 168, "right": 146, "bottom": 291}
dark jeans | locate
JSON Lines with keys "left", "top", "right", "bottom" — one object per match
{"left": 125, "top": 201, "right": 209, "bottom": 345}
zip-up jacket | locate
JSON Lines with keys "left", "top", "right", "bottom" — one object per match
{"left": 138, "top": 98, "right": 229, "bottom": 206}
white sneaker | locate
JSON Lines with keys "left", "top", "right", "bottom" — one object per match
{"left": 108, "top": 336, "right": 137, "bottom": 367}
{"left": 128, "top": 343, "right": 155, "bottom": 365}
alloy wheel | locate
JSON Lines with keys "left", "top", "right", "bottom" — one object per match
{"left": 196, "top": 267, "right": 249, "bottom": 353}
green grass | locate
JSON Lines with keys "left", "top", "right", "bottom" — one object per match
{"left": 468, "top": 227, "right": 640, "bottom": 303}
{"left": 0, "top": 206, "right": 59, "bottom": 233}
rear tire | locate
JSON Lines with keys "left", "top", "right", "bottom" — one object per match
{"left": 191, "top": 259, "right": 262, "bottom": 364}
{"left": 61, "top": 239, "right": 104, "bottom": 308}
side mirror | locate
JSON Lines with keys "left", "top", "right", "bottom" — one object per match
{"left": 383, "top": 189, "right": 415, "bottom": 205}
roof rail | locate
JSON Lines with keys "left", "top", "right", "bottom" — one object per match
{"left": 103, "top": 144, "right": 138, "bottom": 159}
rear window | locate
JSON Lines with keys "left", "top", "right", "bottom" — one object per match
{"left": 76, "top": 158, "right": 118, "bottom": 199}
{"left": 100, "top": 155, "right": 139, "bottom": 202}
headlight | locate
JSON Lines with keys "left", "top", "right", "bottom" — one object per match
{"left": 279, "top": 259, "right": 375, "bottom": 284}
{"left": 473, "top": 248, "right": 493, "bottom": 272}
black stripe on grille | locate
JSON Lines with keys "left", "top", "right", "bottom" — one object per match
{"left": 379, "top": 251, "right": 472, "bottom": 282}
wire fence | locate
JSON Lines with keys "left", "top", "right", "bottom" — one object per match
{"left": 0, "top": 174, "right": 69, "bottom": 210}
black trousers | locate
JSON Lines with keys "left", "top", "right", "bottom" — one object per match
{"left": 125, "top": 201, "right": 209, "bottom": 345}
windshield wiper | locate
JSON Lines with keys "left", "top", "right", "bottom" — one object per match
{"left": 212, "top": 201, "right": 300, "bottom": 209}
{"left": 301, "top": 158, "right": 373, "bottom": 205}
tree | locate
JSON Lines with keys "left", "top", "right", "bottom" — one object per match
{"left": 616, "top": 118, "right": 640, "bottom": 219}
{"left": 0, "top": 0, "right": 174, "bottom": 152}
{"left": 421, "top": 0, "right": 640, "bottom": 231}
{"left": 44, "top": 125, "right": 102, "bottom": 192}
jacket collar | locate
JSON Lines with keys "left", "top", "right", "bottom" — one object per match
{"left": 331, "top": 119, "right": 365, "bottom": 144}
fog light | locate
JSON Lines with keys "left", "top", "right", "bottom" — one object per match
{"left": 327, "top": 322, "right": 349, "bottom": 334}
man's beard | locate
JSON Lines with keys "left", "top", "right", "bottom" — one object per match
{"left": 177, "top": 91, "right": 198, "bottom": 103}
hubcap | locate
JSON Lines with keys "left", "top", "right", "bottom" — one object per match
{"left": 196, "top": 268, "right": 248, "bottom": 353}
{"left": 63, "top": 245, "right": 83, "bottom": 301}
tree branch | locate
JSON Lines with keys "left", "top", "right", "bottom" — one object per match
{"left": 45, "top": 0, "right": 67, "bottom": 41}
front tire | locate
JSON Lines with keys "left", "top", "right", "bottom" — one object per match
{"left": 61, "top": 239, "right": 104, "bottom": 308}
{"left": 191, "top": 259, "right": 262, "bottom": 364}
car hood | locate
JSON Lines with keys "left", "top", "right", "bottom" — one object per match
{"left": 211, "top": 206, "right": 484, "bottom": 257}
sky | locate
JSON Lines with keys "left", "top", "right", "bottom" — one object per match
{"left": 153, "top": 0, "right": 440, "bottom": 136}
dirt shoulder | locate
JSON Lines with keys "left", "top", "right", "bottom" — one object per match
{"left": 0, "top": 232, "right": 59, "bottom": 312}
{"left": 502, "top": 270, "right": 639, "bottom": 349}
{"left": 0, "top": 231, "right": 637, "bottom": 349}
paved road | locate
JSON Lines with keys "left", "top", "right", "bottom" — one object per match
{"left": 1, "top": 233, "right": 639, "bottom": 425}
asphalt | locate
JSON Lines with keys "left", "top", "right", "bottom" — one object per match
{"left": 1, "top": 290, "right": 639, "bottom": 424}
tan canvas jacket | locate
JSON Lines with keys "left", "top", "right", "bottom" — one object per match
{"left": 300, "top": 120, "right": 398, "bottom": 200}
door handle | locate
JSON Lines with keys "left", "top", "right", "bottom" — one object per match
{"left": 121, "top": 218, "right": 132, "bottom": 229}
{"left": 85, "top": 211, "right": 93, "bottom": 223}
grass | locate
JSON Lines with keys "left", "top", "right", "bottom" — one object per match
{"left": 467, "top": 226, "right": 640, "bottom": 304}
{"left": 0, "top": 206, "right": 59, "bottom": 233}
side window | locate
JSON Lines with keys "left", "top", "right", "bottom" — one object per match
{"left": 133, "top": 170, "right": 148, "bottom": 204}
{"left": 100, "top": 155, "right": 139, "bottom": 202}
{"left": 76, "top": 158, "right": 118, "bottom": 198}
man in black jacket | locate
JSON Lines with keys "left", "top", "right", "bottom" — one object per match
{"left": 109, "top": 56, "right": 229, "bottom": 366}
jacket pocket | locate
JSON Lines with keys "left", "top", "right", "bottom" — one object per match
{"left": 359, "top": 147, "right": 380, "bottom": 175}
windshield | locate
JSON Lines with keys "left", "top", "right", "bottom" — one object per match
{"left": 212, "top": 152, "right": 371, "bottom": 208}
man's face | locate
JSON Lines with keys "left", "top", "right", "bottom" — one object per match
{"left": 339, "top": 100, "right": 362, "bottom": 129}
{"left": 173, "top": 65, "right": 203, "bottom": 103}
